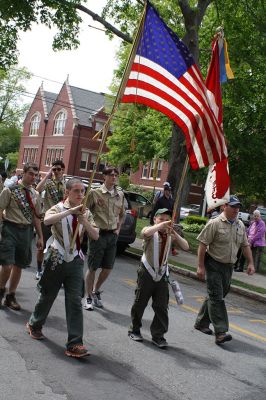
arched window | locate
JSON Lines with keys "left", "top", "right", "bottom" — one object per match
{"left": 53, "top": 110, "right": 67, "bottom": 135}
{"left": 29, "top": 112, "right": 41, "bottom": 136}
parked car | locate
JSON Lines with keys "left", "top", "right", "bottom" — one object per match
{"left": 124, "top": 191, "right": 152, "bottom": 218}
{"left": 180, "top": 204, "right": 200, "bottom": 220}
{"left": 238, "top": 211, "right": 250, "bottom": 226}
{"left": 64, "top": 176, "right": 137, "bottom": 253}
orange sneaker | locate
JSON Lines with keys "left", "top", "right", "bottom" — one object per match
{"left": 65, "top": 344, "right": 90, "bottom": 358}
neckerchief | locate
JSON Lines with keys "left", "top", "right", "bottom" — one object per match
{"left": 46, "top": 179, "right": 63, "bottom": 204}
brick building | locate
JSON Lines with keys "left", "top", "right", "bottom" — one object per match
{"left": 18, "top": 79, "right": 111, "bottom": 181}
{"left": 18, "top": 80, "right": 203, "bottom": 205}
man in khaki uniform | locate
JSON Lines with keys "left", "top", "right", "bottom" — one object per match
{"left": 35, "top": 159, "right": 65, "bottom": 279}
{"left": 0, "top": 162, "right": 43, "bottom": 310}
{"left": 27, "top": 178, "right": 99, "bottom": 358}
{"left": 84, "top": 167, "right": 125, "bottom": 310}
{"left": 194, "top": 195, "right": 255, "bottom": 345}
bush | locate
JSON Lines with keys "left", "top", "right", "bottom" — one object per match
{"left": 119, "top": 173, "right": 130, "bottom": 189}
{"left": 128, "top": 184, "right": 154, "bottom": 202}
{"left": 182, "top": 223, "right": 205, "bottom": 233}
{"left": 185, "top": 215, "right": 208, "bottom": 225}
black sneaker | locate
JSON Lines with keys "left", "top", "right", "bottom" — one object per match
{"left": 152, "top": 337, "right": 168, "bottom": 348}
{"left": 4, "top": 293, "right": 21, "bottom": 311}
{"left": 215, "top": 333, "right": 232, "bottom": 345}
{"left": 83, "top": 296, "right": 94, "bottom": 311}
{"left": 128, "top": 331, "right": 143, "bottom": 342}
{"left": 0, "top": 288, "right": 6, "bottom": 307}
{"left": 92, "top": 290, "right": 103, "bottom": 308}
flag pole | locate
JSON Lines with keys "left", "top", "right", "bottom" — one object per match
{"left": 161, "top": 155, "right": 190, "bottom": 266}
{"left": 70, "top": 0, "right": 148, "bottom": 252}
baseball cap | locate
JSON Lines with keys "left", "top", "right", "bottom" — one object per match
{"left": 163, "top": 181, "right": 171, "bottom": 189}
{"left": 228, "top": 195, "right": 242, "bottom": 207}
{"left": 154, "top": 208, "right": 172, "bottom": 217}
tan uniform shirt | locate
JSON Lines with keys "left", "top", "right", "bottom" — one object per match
{"left": 87, "top": 184, "right": 125, "bottom": 230}
{"left": 45, "top": 199, "right": 95, "bottom": 248}
{"left": 197, "top": 212, "right": 249, "bottom": 264}
{"left": 0, "top": 185, "right": 42, "bottom": 225}
{"left": 43, "top": 179, "right": 64, "bottom": 212}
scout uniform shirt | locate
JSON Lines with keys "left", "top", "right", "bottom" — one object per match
{"left": 197, "top": 212, "right": 249, "bottom": 264}
{"left": 43, "top": 178, "right": 64, "bottom": 212}
{"left": 0, "top": 185, "right": 42, "bottom": 225}
{"left": 86, "top": 184, "right": 125, "bottom": 230}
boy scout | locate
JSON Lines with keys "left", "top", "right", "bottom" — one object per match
{"left": 84, "top": 167, "right": 125, "bottom": 310}
{"left": 128, "top": 208, "right": 189, "bottom": 348}
{"left": 26, "top": 178, "right": 99, "bottom": 358}
{"left": 0, "top": 162, "right": 43, "bottom": 310}
{"left": 35, "top": 159, "right": 65, "bottom": 279}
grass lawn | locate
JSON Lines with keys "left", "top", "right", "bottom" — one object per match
{"left": 136, "top": 218, "right": 266, "bottom": 275}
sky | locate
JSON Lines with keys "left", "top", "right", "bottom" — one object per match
{"left": 17, "top": 0, "right": 121, "bottom": 100}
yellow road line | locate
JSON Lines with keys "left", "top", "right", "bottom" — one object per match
{"left": 229, "top": 323, "right": 266, "bottom": 343}
{"left": 249, "top": 319, "right": 266, "bottom": 324}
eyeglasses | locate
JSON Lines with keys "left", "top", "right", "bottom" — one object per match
{"left": 52, "top": 168, "right": 62, "bottom": 172}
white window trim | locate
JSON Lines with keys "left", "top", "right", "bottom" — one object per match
{"left": 53, "top": 109, "right": 67, "bottom": 136}
{"left": 29, "top": 112, "right": 41, "bottom": 136}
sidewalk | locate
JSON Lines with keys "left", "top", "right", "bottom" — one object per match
{"left": 127, "top": 238, "right": 266, "bottom": 303}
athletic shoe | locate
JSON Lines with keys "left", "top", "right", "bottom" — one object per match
{"left": 215, "top": 333, "right": 232, "bottom": 345}
{"left": 35, "top": 271, "right": 43, "bottom": 280}
{"left": 92, "top": 291, "right": 103, "bottom": 308}
{"left": 4, "top": 293, "right": 21, "bottom": 311}
{"left": 152, "top": 337, "right": 168, "bottom": 348}
{"left": 26, "top": 322, "right": 45, "bottom": 340}
{"left": 194, "top": 324, "right": 213, "bottom": 335}
{"left": 65, "top": 344, "right": 90, "bottom": 358}
{"left": 128, "top": 331, "right": 143, "bottom": 342}
{"left": 83, "top": 297, "right": 94, "bottom": 311}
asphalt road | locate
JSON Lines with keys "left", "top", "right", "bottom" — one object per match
{"left": 0, "top": 253, "right": 266, "bottom": 400}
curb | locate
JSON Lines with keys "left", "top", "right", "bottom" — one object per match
{"left": 125, "top": 249, "right": 266, "bottom": 304}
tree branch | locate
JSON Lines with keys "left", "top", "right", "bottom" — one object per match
{"left": 75, "top": 4, "right": 133, "bottom": 44}
{"left": 197, "top": 0, "right": 213, "bottom": 26}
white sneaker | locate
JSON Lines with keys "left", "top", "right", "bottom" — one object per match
{"left": 83, "top": 297, "right": 94, "bottom": 311}
{"left": 92, "top": 291, "right": 103, "bottom": 308}
{"left": 35, "top": 271, "right": 43, "bottom": 280}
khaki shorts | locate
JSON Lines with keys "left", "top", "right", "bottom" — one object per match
{"left": 87, "top": 231, "right": 118, "bottom": 271}
{"left": 0, "top": 222, "right": 34, "bottom": 268}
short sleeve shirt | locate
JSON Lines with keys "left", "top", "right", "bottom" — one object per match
{"left": 45, "top": 199, "right": 95, "bottom": 248}
{"left": 0, "top": 185, "right": 42, "bottom": 225}
{"left": 87, "top": 184, "right": 125, "bottom": 230}
{"left": 43, "top": 179, "right": 64, "bottom": 212}
{"left": 197, "top": 212, "right": 249, "bottom": 264}
{"left": 141, "top": 227, "right": 170, "bottom": 268}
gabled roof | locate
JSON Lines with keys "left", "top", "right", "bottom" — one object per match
{"left": 70, "top": 86, "right": 106, "bottom": 127}
{"left": 41, "top": 85, "right": 112, "bottom": 127}
{"left": 43, "top": 91, "right": 58, "bottom": 115}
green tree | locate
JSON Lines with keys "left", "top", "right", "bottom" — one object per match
{"left": 0, "top": 125, "right": 21, "bottom": 159}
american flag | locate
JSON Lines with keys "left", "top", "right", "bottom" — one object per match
{"left": 122, "top": 2, "right": 228, "bottom": 170}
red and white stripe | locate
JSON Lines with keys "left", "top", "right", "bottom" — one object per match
{"left": 122, "top": 55, "right": 228, "bottom": 170}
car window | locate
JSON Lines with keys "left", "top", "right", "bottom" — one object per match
{"left": 135, "top": 194, "right": 147, "bottom": 204}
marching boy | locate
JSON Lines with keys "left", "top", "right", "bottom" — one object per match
{"left": 26, "top": 178, "right": 99, "bottom": 358}
{"left": 128, "top": 208, "right": 189, "bottom": 348}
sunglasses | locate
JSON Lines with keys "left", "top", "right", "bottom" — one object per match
{"left": 52, "top": 168, "right": 62, "bottom": 172}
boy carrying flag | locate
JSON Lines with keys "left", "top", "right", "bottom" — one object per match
{"left": 128, "top": 208, "right": 189, "bottom": 348}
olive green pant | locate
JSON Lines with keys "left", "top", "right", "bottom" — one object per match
{"left": 195, "top": 254, "right": 233, "bottom": 335}
{"left": 130, "top": 264, "right": 169, "bottom": 340}
{"left": 29, "top": 256, "right": 84, "bottom": 350}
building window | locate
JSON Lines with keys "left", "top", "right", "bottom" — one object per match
{"left": 45, "top": 147, "right": 64, "bottom": 166}
{"left": 142, "top": 159, "right": 163, "bottom": 180}
{"left": 53, "top": 110, "right": 67, "bottom": 135}
{"left": 80, "top": 152, "right": 89, "bottom": 171}
{"left": 89, "top": 154, "right": 97, "bottom": 171}
{"left": 141, "top": 163, "right": 149, "bottom": 179}
{"left": 23, "top": 147, "right": 38, "bottom": 164}
{"left": 29, "top": 113, "right": 41, "bottom": 136}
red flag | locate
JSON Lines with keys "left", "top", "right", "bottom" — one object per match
{"left": 205, "top": 37, "right": 230, "bottom": 209}
{"left": 121, "top": 3, "right": 228, "bottom": 170}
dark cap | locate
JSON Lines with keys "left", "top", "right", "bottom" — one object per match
{"left": 228, "top": 195, "right": 242, "bottom": 207}
{"left": 154, "top": 208, "right": 172, "bottom": 217}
